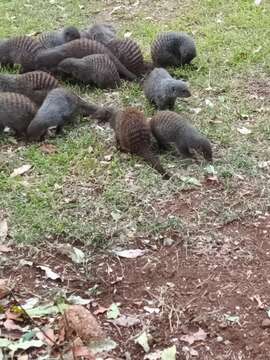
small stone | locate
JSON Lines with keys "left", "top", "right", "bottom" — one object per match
{"left": 216, "top": 336, "right": 223, "bottom": 342}
{"left": 261, "top": 319, "right": 270, "bottom": 329}
{"left": 224, "top": 340, "right": 231, "bottom": 346}
{"left": 163, "top": 237, "right": 174, "bottom": 247}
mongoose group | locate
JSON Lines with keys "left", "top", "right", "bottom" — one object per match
{"left": 0, "top": 22, "right": 213, "bottom": 178}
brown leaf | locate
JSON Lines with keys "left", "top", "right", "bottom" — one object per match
{"left": 0, "top": 245, "right": 12, "bottom": 253}
{"left": 4, "top": 319, "right": 24, "bottom": 331}
{"left": 0, "top": 279, "right": 10, "bottom": 299}
{"left": 36, "top": 328, "right": 55, "bottom": 346}
{"left": 73, "top": 345, "right": 96, "bottom": 359}
{"left": 64, "top": 305, "right": 104, "bottom": 342}
{"left": 180, "top": 327, "right": 207, "bottom": 345}
{"left": 39, "top": 144, "right": 58, "bottom": 154}
{"left": 93, "top": 306, "right": 108, "bottom": 316}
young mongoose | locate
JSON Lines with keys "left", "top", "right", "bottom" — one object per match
{"left": 80, "top": 23, "right": 117, "bottom": 45}
{"left": 151, "top": 32, "right": 196, "bottom": 67}
{"left": 150, "top": 111, "right": 213, "bottom": 161}
{"left": 38, "top": 26, "right": 80, "bottom": 48}
{"left": 143, "top": 68, "right": 191, "bottom": 110}
{"left": 0, "top": 36, "right": 44, "bottom": 73}
{"left": 0, "top": 71, "right": 59, "bottom": 105}
{"left": 95, "top": 106, "right": 170, "bottom": 178}
{"left": 0, "top": 92, "right": 37, "bottom": 136}
{"left": 27, "top": 88, "right": 101, "bottom": 140}
{"left": 58, "top": 54, "right": 121, "bottom": 89}
{"left": 35, "top": 39, "right": 136, "bottom": 80}
{"left": 107, "top": 38, "right": 151, "bottom": 76}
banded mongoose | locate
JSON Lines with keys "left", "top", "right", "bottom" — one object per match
{"left": 0, "top": 36, "right": 44, "bottom": 73}
{"left": 58, "top": 54, "right": 121, "bottom": 89}
{"left": 95, "top": 106, "right": 170, "bottom": 178}
{"left": 38, "top": 26, "right": 80, "bottom": 48}
{"left": 27, "top": 88, "right": 101, "bottom": 140}
{"left": 0, "top": 71, "right": 59, "bottom": 105}
{"left": 143, "top": 68, "right": 191, "bottom": 110}
{"left": 0, "top": 93, "right": 37, "bottom": 136}
{"left": 150, "top": 111, "right": 213, "bottom": 161}
{"left": 35, "top": 39, "right": 136, "bottom": 80}
{"left": 107, "top": 38, "right": 152, "bottom": 76}
{"left": 80, "top": 23, "right": 116, "bottom": 45}
{"left": 151, "top": 32, "right": 196, "bottom": 67}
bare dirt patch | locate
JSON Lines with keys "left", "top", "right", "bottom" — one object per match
{"left": 2, "top": 216, "right": 270, "bottom": 359}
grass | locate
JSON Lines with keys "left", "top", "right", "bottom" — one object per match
{"left": 0, "top": 0, "right": 270, "bottom": 245}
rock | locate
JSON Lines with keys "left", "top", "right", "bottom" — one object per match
{"left": 261, "top": 319, "right": 270, "bottom": 329}
{"left": 216, "top": 336, "right": 223, "bottom": 342}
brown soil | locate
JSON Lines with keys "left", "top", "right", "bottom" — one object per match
{"left": 2, "top": 212, "right": 270, "bottom": 359}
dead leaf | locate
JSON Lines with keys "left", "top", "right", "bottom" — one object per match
{"left": 113, "top": 314, "right": 140, "bottom": 327}
{"left": 113, "top": 249, "right": 147, "bottom": 258}
{"left": 73, "top": 345, "right": 96, "bottom": 359}
{"left": 10, "top": 164, "right": 32, "bottom": 177}
{"left": 36, "top": 328, "right": 55, "bottom": 346}
{"left": 93, "top": 306, "right": 108, "bottom": 316}
{"left": 0, "top": 245, "right": 12, "bottom": 253}
{"left": 64, "top": 305, "right": 104, "bottom": 341}
{"left": 4, "top": 319, "right": 27, "bottom": 332}
{"left": 237, "top": 127, "right": 251, "bottom": 135}
{"left": 39, "top": 144, "right": 58, "bottom": 154}
{"left": 180, "top": 328, "right": 207, "bottom": 345}
{"left": 0, "top": 279, "right": 10, "bottom": 299}
{"left": 37, "top": 265, "right": 61, "bottom": 281}
{"left": 0, "top": 220, "right": 8, "bottom": 242}
{"left": 5, "top": 309, "right": 23, "bottom": 321}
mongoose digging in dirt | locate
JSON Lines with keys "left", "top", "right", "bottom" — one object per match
{"left": 35, "top": 39, "right": 136, "bottom": 80}
{"left": 150, "top": 111, "right": 213, "bottom": 161}
{"left": 38, "top": 26, "right": 80, "bottom": 49}
{"left": 27, "top": 88, "right": 101, "bottom": 140}
{"left": 143, "top": 68, "right": 191, "bottom": 110}
{"left": 0, "top": 71, "right": 59, "bottom": 105}
{"left": 95, "top": 106, "right": 170, "bottom": 178}
{"left": 151, "top": 32, "right": 196, "bottom": 67}
{"left": 58, "top": 54, "right": 121, "bottom": 89}
{"left": 0, "top": 92, "right": 37, "bottom": 136}
{"left": 0, "top": 36, "right": 44, "bottom": 73}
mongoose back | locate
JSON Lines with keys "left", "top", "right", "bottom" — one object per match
{"left": 27, "top": 88, "right": 101, "bottom": 140}
{"left": 143, "top": 68, "right": 191, "bottom": 110}
{"left": 151, "top": 32, "right": 196, "bottom": 67}
{"left": 0, "top": 92, "right": 37, "bottom": 136}
{"left": 150, "top": 111, "right": 212, "bottom": 161}
{"left": 35, "top": 39, "right": 136, "bottom": 80}
{"left": 58, "top": 54, "right": 121, "bottom": 89}
{"left": 0, "top": 71, "right": 59, "bottom": 105}
{"left": 80, "top": 23, "right": 116, "bottom": 45}
{"left": 107, "top": 38, "right": 151, "bottom": 76}
{"left": 98, "top": 107, "right": 170, "bottom": 178}
{"left": 0, "top": 36, "right": 44, "bottom": 73}
{"left": 38, "top": 26, "right": 80, "bottom": 48}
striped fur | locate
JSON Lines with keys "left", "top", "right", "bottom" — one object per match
{"left": 0, "top": 92, "right": 37, "bottom": 135}
{"left": 58, "top": 54, "right": 120, "bottom": 89}
{"left": 0, "top": 36, "right": 44, "bottom": 72}
{"left": 38, "top": 26, "right": 80, "bottom": 49}
{"left": 151, "top": 32, "right": 196, "bottom": 67}
{"left": 35, "top": 39, "right": 136, "bottom": 80}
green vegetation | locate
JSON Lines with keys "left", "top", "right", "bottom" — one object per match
{"left": 0, "top": 0, "right": 269, "bottom": 244}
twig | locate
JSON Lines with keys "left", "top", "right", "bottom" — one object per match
{"left": 9, "top": 291, "right": 64, "bottom": 360}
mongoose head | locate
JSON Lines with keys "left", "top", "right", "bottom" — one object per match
{"left": 179, "top": 35, "right": 197, "bottom": 64}
{"left": 57, "top": 58, "right": 84, "bottom": 79}
{"left": 169, "top": 80, "right": 191, "bottom": 98}
{"left": 63, "top": 26, "right": 80, "bottom": 43}
{"left": 92, "top": 106, "right": 117, "bottom": 124}
{"left": 193, "top": 136, "right": 213, "bottom": 162}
